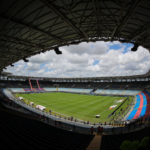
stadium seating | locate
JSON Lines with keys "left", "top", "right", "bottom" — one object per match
{"left": 94, "top": 89, "right": 140, "bottom": 95}
{"left": 96, "top": 82, "right": 109, "bottom": 89}
{"left": 2, "top": 81, "right": 150, "bottom": 89}
{"left": 23, "top": 88, "right": 33, "bottom": 92}
{"left": 109, "top": 82, "right": 123, "bottom": 89}
{"left": 142, "top": 91, "right": 150, "bottom": 119}
{"left": 79, "top": 83, "right": 90, "bottom": 88}
{"left": 0, "top": 80, "right": 11, "bottom": 87}
{"left": 0, "top": 109, "right": 94, "bottom": 150}
{"left": 8, "top": 81, "right": 20, "bottom": 87}
{"left": 9, "top": 88, "right": 25, "bottom": 92}
{"left": 103, "top": 90, "right": 124, "bottom": 95}
{"left": 83, "top": 89, "right": 93, "bottom": 93}
{"left": 94, "top": 89, "right": 105, "bottom": 94}
{"left": 100, "top": 127, "right": 150, "bottom": 150}
{"left": 58, "top": 88, "right": 70, "bottom": 91}
{"left": 126, "top": 92, "right": 147, "bottom": 120}
{"left": 33, "top": 88, "right": 45, "bottom": 92}
{"left": 69, "top": 88, "right": 85, "bottom": 93}
{"left": 123, "top": 90, "right": 140, "bottom": 95}
{"left": 7, "top": 87, "right": 140, "bottom": 95}
{"left": 128, "top": 82, "right": 141, "bottom": 89}
{"left": 44, "top": 88, "right": 57, "bottom": 91}
{"left": 19, "top": 81, "right": 30, "bottom": 88}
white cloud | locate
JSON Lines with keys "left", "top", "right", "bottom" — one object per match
{"left": 4, "top": 41, "right": 150, "bottom": 78}
{"left": 26, "top": 63, "right": 40, "bottom": 71}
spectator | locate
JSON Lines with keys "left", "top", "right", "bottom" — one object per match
{"left": 39, "top": 114, "right": 41, "bottom": 120}
{"left": 59, "top": 121, "right": 61, "bottom": 127}
{"left": 97, "top": 126, "right": 100, "bottom": 135}
{"left": 91, "top": 126, "right": 94, "bottom": 135}
{"left": 100, "top": 127, "right": 104, "bottom": 134}
{"left": 61, "top": 123, "right": 63, "bottom": 129}
{"left": 100, "top": 127, "right": 103, "bottom": 135}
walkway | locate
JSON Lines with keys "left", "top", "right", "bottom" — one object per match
{"left": 86, "top": 134, "right": 101, "bottom": 150}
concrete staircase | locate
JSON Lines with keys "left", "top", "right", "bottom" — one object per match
{"left": 86, "top": 135, "right": 101, "bottom": 150}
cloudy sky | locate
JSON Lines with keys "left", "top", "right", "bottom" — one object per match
{"left": 4, "top": 41, "right": 150, "bottom": 78}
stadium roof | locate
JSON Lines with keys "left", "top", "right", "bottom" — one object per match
{"left": 0, "top": 0, "right": 150, "bottom": 71}
{"left": 6, "top": 70, "right": 150, "bottom": 81}
{"left": 1, "top": 71, "right": 12, "bottom": 76}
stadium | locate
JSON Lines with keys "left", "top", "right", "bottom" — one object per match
{"left": 0, "top": 0, "right": 150, "bottom": 150}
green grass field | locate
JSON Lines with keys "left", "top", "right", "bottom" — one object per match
{"left": 16, "top": 92, "right": 131, "bottom": 123}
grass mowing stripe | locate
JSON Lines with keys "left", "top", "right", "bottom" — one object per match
{"left": 16, "top": 92, "right": 127, "bottom": 123}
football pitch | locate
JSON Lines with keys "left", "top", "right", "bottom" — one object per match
{"left": 17, "top": 92, "right": 129, "bottom": 123}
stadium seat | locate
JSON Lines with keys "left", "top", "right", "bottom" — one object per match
{"left": 0, "top": 109, "right": 94, "bottom": 150}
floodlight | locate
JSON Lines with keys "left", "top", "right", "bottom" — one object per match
{"left": 23, "top": 57, "right": 29, "bottom": 62}
{"left": 131, "top": 43, "right": 139, "bottom": 52}
{"left": 54, "top": 47, "right": 62, "bottom": 54}
{"left": 10, "top": 63, "right": 14, "bottom": 67}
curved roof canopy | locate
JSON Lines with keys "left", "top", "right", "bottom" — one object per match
{"left": 0, "top": 0, "right": 150, "bottom": 70}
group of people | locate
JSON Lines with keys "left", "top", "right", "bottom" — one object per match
{"left": 91, "top": 126, "right": 103, "bottom": 135}
{"left": 39, "top": 114, "right": 46, "bottom": 121}
{"left": 120, "top": 135, "right": 149, "bottom": 150}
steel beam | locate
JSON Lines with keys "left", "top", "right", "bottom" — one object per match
{"left": 129, "top": 22, "right": 150, "bottom": 42}
{"left": 113, "top": 0, "right": 141, "bottom": 39}
{"left": 0, "top": 16, "right": 62, "bottom": 41}
{"left": 40, "top": 0, "right": 84, "bottom": 38}
{"left": 0, "top": 34, "right": 44, "bottom": 49}
{"left": 110, "top": 0, "right": 128, "bottom": 41}
{"left": 60, "top": 0, "right": 89, "bottom": 40}
{"left": 0, "top": 45, "right": 27, "bottom": 55}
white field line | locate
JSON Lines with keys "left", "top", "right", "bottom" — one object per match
{"left": 99, "top": 109, "right": 107, "bottom": 115}
{"left": 83, "top": 96, "right": 108, "bottom": 107}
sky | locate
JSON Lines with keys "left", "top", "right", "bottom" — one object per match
{"left": 4, "top": 41, "right": 150, "bottom": 78}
